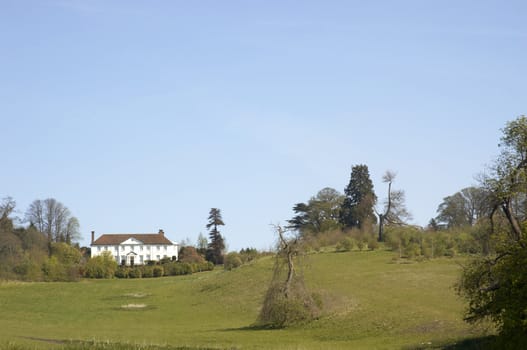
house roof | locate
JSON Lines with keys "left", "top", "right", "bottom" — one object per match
{"left": 92, "top": 233, "right": 174, "bottom": 246}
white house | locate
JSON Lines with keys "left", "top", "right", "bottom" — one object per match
{"left": 90, "top": 229, "right": 179, "bottom": 266}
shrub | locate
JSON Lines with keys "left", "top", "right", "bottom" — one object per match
{"left": 357, "top": 240, "right": 365, "bottom": 251}
{"left": 224, "top": 252, "right": 242, "bottom": 270}
{"left": 128, "top": 267, "right": 142, "bottom": 278}
{"left": 141, "top": 266, "right": 154, "bottom": 278}
{"left": 368, "top": 238, "right": 379, "bottom": 250}
{"left": 258, "top": 280, "right": 322, "bottom": 328}
{"left": 153, "top": 266, "right": 164, "bottom": 277}
{"left": 335, "top": 237, "right": 354, "bottom": 252}
{"left": 84, "top": 252, "right": 118, "bottom": 279}
{"left": 114, "top": 267, "right": 129, "bottom": 279}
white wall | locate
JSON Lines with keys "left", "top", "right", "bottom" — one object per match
{"left": 91, "top": 239, "right": 179, "bottom": 265}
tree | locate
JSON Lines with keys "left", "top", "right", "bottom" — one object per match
{"left": 340, "top": 164, "right": 377, "bottom": 231}
{"left": 196, "top": 232, "right": 208, "bottom": 255}
{"left": 376, "top": 171, "right": 412, "bottom": 242}
{"left": 25, "top": 198, "right": 80, "bottom": 254}
{"left": 0, "top": 197, "right": 16, "bottom": 233}
{"left": 257, "top": 225, "right": 321, "bottom": 328}
{"left": 457, "top": 116, "right": 527, "bottom": 344}
{"left": 205, "top": 208, "right": 225, "bottom": 265}
{"left": 287, "top": 187, "right": 344, "bottom": 235}
{"left": 436, "top": 187, "right": 490, "bottom": 228}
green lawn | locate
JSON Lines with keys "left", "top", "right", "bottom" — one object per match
{"left": 0, "top": 249, "right": 491, "bottom": 349}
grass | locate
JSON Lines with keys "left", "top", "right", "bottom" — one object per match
{"left": 0, "top": 249, "right": 492, "bottom": 349}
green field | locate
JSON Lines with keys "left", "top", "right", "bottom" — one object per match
{"left": 0, "top": 249, "right": 491, "bottom": 350}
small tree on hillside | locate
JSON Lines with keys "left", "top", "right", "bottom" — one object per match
{"left": 205, "top": 208, "right": 225, "bottom": 265}
{"left": 257, "top": 225, "right": 321, "bottom": 328}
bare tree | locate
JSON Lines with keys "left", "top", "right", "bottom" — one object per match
{"left": 257, "top": 225, "right": 321, "bottom": 328}
{"left": 25, "top": 198, "right": 80, "bottom": 253}
{"left": 376, "top": 171, "right": 412, "bottom": 241}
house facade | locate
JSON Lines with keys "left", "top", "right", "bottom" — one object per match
{"left": 90, "top": 229, "right": 179, "bottom": 266}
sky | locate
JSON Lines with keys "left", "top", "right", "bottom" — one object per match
{"left": 1, "top": 0, "right": 525, "bottom": 251}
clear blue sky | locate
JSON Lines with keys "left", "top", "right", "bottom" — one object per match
{"left": 1, "top": 1, "right": 525, "bottom": 250}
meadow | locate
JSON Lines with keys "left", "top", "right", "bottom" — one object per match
{"left": 0, "top": 249, "right": 492, "bottom": 350}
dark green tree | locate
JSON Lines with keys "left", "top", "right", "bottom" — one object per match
{"left": 457, "top": 116, "right": 527, "bottom": 345}
{"left": 340, "top": 164, "right": 377, "bottom": 231}
{"left": 205, "top": 208, "right": 225, "bottom": 265}
{"left": 287, "top": 187, "right": 344, "bottom": 235}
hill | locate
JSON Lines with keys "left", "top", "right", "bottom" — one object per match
{"left": 0, "top": 249, "right": 490, "bottom": 349}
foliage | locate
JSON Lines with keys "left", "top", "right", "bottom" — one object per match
{"left": 340, "top": 164, "right": 377, "bottom": 231}
{"left": 223, "top": 252, "right": 242, "bottom": 270}
{"left": 456, "top": 116, "right": 527, "bottom": 343}
{"left": 335, "top": 237, "right": 354, "bottom": 252}
{"left": 178, "top": 246, "right": 206, "bottom": 264}
{"left": 287, "top": 187, "right": 344, "bottom": 235}
{"left": 84, "top": 251, "right": 118, "bottom": 278}
{"left": 436, "top": 187, "right": 491, "bottom": 228}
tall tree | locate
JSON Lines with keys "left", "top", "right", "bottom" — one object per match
{"left": 25, "top": 198, "right": 80, "bottom": 254}
{"left": 376, "top": 171, "right": 412, "bottom": 242}
{"left": 287, "top": 187, "right": 344, "bottom": 235}
{"left": 457, "top": 116, "right": 527, "bottom": 344}
{"left": 436, "top": 187, "right": 490, "bottom": 228}
{"left": 205, "top": 208, "right": 225, "bottom": 265}
{"left": 340, "top": 164, "right": 377, "bottom": 230}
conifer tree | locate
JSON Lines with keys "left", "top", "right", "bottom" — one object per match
{"left": 205, "top": 208, "right": 225, "bottom": 264}
{"left": 340, "top": 164, "right": 377, "bottom": 230}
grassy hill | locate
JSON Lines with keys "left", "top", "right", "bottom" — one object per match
{"left": 0, "top": 249, "right": 491, "bottom": 350}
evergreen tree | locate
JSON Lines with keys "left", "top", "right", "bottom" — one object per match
{"left": 205, "top": 208, "right": 225, "bottom": 265}
{"left": 340, "top": 164, "right": 377, "bottom": 230}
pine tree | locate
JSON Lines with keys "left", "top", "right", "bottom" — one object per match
{"left": 340, "top": 164, "right": 377, "bottom": 230}
{"left": 205, "top": 208, "right": 225, "bottom": 264}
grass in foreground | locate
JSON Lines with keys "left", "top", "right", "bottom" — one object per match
{"left": 0, "top": 249, "right": 492, "bottom": 349}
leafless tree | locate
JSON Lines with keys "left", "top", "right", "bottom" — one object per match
{"left": 376, "top": 171, "right": 412, "bottom": 241}
{"left": 25, "top": 198, "right": 80, "bottom": 253}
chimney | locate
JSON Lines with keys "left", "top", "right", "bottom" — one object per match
{"left": 91, "top": 231, "right": 95, "bottom": 244}
{"left": 159, "top": 229, "right": 164, "bottom": 236}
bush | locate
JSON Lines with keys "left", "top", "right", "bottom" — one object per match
{"left": 224, "top": 252, "right": 242, "bottom": 270}
{"left": 335, "top": 237, "right": 354, "bottom": 252}
{"left": 368, "top": 238, "right": 379, "bottom": 250}
{"left": 357, "top": 240, "right": 365, "bottom": 251}
{"left": 153, "top": 266, "right": 164, "bottom": 277}
{"left": 128, "top": 267, "right": 142, "bottom": 278}
{"left": 84, "top": 252, "right": 118, "bottom": 279}
{"left": 257, "top": 280, "right": 322, "bottom": 328}
{"left": 141, "top": 266, "right": 154, "bottom": 278}
{"left": 114, "top": 267, "right": 129, "bottom": 278}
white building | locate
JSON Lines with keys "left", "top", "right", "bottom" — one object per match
{"left": 90, "top": 229, "right": 179, "bottom": 266}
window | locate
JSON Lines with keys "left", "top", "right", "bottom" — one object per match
{"left": 146, "top": 254, "right": 150, "bottom": 261}
{"left": 131, "top": 245, "right": 134, "bottom": 252}
{"left": 114, "top": 255, "right": 118, "bottom": 261}
{"left": 164, "top": 246, "right": 167, "bottom": 251}
{"left": 156, "top": 255, "right": 160, "bottom": 260}
{"left": 97, "top": 247, "right": 101, "bottom": 252}
{"left": 157, "top": 245, "right": 161, "bottom": 251}
{"left": 139, "top": 256, "right": 144, "bottom": 264}
{"left": 140, "top": 246, "right": 143, "bottom": 251}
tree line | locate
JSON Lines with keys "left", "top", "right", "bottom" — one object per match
{"left": 279, "top": 116, "right": 527, "bottom": 344}
{"left": 0, "top": 197, "right": 84, "bottom": 281}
